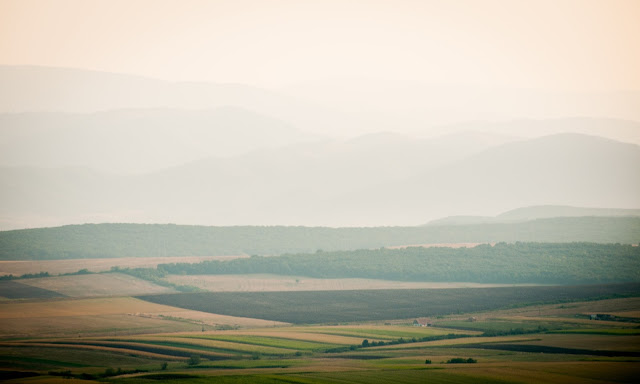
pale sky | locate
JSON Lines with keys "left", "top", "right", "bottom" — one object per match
{"left": 1, "top": 0, "right": 639, "bottom": 90}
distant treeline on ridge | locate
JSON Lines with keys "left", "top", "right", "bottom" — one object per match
{"left": 0, "top": 217, "right": 638, "bottom": 260}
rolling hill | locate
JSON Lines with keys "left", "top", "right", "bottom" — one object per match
{"left": 0, "top": 217, "right": 638, "bottom": 260}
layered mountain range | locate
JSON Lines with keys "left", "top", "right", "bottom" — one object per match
{"left": 1, "top": 66, "right": 639, "bottom": 229}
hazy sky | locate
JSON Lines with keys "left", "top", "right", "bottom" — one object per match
{"left": 1, "top": 0, "right": 639, "bottom": 91}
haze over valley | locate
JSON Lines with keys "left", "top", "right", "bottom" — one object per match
{"left": 1, "top": 2, "right": 640, "bottom": 383}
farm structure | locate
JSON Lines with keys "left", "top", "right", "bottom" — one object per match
{"left": 413, "top": 317, "right": 433, "bottom": 327}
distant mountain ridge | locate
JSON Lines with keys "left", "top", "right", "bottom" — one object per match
{"left": 0, "top": 65, "right": 353, "bottom": 137}
{"left": 1, "top": 133, "right": 638, "bottom": 229}
{"left": 1, "top": 65, "right": 639, "bottom": 229}
{"left": 426, "top": 205, "right": 640, "bottom": 226}
{"left": 0, "top": 107, "right": 317, "bottom": 173}
{"left": 3, "top": 65, "right": 640, "bottom": 139}
{"left": 316, "top": 133, "right": 640, "bottom": 226}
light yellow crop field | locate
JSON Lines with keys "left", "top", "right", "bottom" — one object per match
{"left": 0, "top": 297, "right": 181, "bottom": 318}
{"left": 0, "top": 297, "right": 287, "bottom": 338}
{"left": 165, "top": 273, "right": 537, "bottom": 292}
{"left": 18, "top": 273, "right": 175, "bottom": 297}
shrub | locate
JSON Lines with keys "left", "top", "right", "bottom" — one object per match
{"left": 446, "top": 357, "right": 477, "bottom": 364}
{"left": 188, "top": 354, "right": 201, "bottom": 365}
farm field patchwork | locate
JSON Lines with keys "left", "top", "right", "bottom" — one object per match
{"left": 1, "top": 285, "right": 639, "bottom": 383}
{"left": 2, "top": 317, "right": 639, "bottom": 382}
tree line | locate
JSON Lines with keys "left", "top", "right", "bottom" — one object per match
{"left": 157, "top": 242, "right": 640, "bottom": 284}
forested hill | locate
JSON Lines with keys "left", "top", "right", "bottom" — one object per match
{"left": 159, "top": 243, "right": 640, "bottom": 285}
{"left": 0, "top": 217, "right": 638, "bottom": 260}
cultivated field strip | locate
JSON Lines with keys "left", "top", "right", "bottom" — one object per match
{"left": 299, "top": 325, "right": 477, "bottom": 340}
{"left": 508, "top": 334, "right": 640, "bottom": 352}
{"left": 47, "top": 340, "right": 235, "bottom": 359}
{"left": 137, "top": 283, "right": 640, "bottom": 324}
{"left": 18, "top": 273, "right": 175, "bottom": 297}
{"left": 373, "top": 335, "right": 540, "bottom": 349}
{"left": 166, "top": 273, "right": 532, "bottom": 292}
{"left": 0, "top": 280, "right": 65, "bottom": 299}
{"left": 0, "top": 324, "right": 484, "bottom": 364}
{"left": 185, "top": 330, "right": 367, "bottom": 345}
{"left": 118, "top": 336, "right": 297, "bottom": 355}
{"left": 0, "top": 341, "right": 187, "bottom": 361}
{"left": 177, "top": 335, "right": 341, "bottom": 351}
{"left": 0, "top": 296, "right": 288, "bottom": 339}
